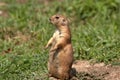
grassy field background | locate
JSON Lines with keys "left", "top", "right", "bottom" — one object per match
{"left": 0, "top": 0, "right": 120, "bottom": 80}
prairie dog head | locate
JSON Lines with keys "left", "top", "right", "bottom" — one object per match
{"left": 49, "top": 14, "right": 69, "bottom": 27}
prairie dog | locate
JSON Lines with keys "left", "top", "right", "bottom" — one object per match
{"left": 45, "top": 14, "right": 74, "bottom": 80}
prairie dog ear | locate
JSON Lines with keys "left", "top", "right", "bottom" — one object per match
{"left": 65, "top": 17, "right": 71, "bottom": 25}
{"left": 67, "top": 17, "right": 71, "bottom": 24}
{"left": 61, "top": 18, "right": 69, "bottom": 26}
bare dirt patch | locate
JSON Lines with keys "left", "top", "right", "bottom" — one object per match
{"left": 0, "top": 2, "right": 6, "bottom": 6}
{"left": 0, "top": 2, "right": 8, "bottom": 18}
{"left": 16, "top": 0, "right": 28, "bottom": 4}
{"left": 0, "top": 28, "right": 31, "bottom": 43}
{"left": 72, "top": 60, "right": 120, "bottom": 80}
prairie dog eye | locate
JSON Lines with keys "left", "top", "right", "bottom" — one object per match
{"left": 55, "top": 16, "right": 59, "bottom": 19}
{"left": 63, "top": 19, "right": 66, "bottom": 22}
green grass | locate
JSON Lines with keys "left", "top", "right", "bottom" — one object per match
{"left": 0, "top": 0, "right": 120, "bottom": 79}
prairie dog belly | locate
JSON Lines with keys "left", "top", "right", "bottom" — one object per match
{"left": 50, "top": 30, "right": 60, "bottom": 51}
{"left": 48, "top": 30, "right": 61, "bottom": 76}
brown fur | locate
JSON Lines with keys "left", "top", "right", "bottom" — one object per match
{"left": 45, "top": 14, "right": 74, "bottom": 80}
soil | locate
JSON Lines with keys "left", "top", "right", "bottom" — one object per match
{"left": 72, "top": 60, "right": 120, "bottom": 80}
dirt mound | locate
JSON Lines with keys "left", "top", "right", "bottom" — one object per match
{"left": 72, "top": 60, "right": 120, "bottom": 80}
